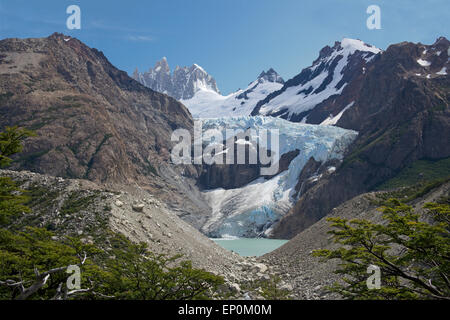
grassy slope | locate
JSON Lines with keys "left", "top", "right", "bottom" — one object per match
{"left": 377, "top": 157, "right": 450, "bottom": 190}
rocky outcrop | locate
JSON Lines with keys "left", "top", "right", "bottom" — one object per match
{"left": 0, "top": 169, "right": 246, "bottom": 283}
{"left": 272, "top": 37, "right": 450, "bottom": 239}
{"left": 197, "top": 129, "right": 299, "bottom": 190}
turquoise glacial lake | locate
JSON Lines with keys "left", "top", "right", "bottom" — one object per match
{"left": 212, "top": 238, "right": 289, "bottom": 257}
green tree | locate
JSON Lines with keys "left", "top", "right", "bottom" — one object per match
{"left": 0, "top": 231, "right": 225, "bottom": 300}
{"left": 0, "top": 126, "right": 35, "bottom": 167}
{"left": 97, "top": 235, "right": 225, "bottom": 300}
{"left": 0, "top": 227, "right": 99, "bottom": 300}
{"left": 0, "top": 126, "right": 34, "bottom": 225}
{"left": 313, "top": 198, "right": 450, "bottom": 300}
{"left": 0, "top": 177, "right": 30, "bottom": 226}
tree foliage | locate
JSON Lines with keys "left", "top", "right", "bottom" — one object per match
{"left": 95, "top": 235, "right": 224, "bottom": 300}
{"left": 0, "top": 126, "right": 35, "bottom": 167}
{"left": 0, "top": 177, "right": 30, "bottom": 226}
{"left": 313, "top": 198, "right": 450, "bottom": 300}
{"left": 0, "top": 230, "right": 224, "bottom": 300}
{"left": 0, "top": 126, "right": 34, "bottom": 226}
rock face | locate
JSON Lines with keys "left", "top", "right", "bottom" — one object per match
{"left": 0, "top": 33, "right": 209, "bottom": 221}
{"left": 272, "top": 37, "right": 450, "bottom": 239}
{"left": 252, "top": 38, "right": 382, "bottom": 123}
{"left": 198, "top": 147, "right": 299, "bottom": 191}
{"left": 257, "top": 68, "right": 285, "bottom": 85}
{"left": 133, "top": 58, "right": 220, "bottom": 100}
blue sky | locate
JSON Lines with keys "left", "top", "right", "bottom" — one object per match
{"left": 0, "top": 0, "right": 449, "bottom": 94}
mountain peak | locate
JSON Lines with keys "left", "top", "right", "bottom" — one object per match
{"left": 434, "top": 36, "right": 450, "bottom": 46}
{"left": 48, "top": 32, "right": 69, "bottom": 40}
{"left": 154, "top": 57, "right": 170, "bottom": 73}
{"left": 133, "top": 58, "right": 220, "bottom": 100}
{"left": 191, "top": 63, "right": 207, "bottom": 74}
{"left": 340, "top": 38, "right": 382, "bottom": 54}
{"left": 253, "top": 38, "right": 382, "bottom": 121}
{"left": 258, "top": 68, "right": 284, "bottom": 84}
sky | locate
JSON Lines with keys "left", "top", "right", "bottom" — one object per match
{"left": 0, "top": 0, "right": 449, "bottom": 94}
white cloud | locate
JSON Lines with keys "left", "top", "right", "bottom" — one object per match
{"left": 126, "top": 35, "right": 154, "bottom": 42}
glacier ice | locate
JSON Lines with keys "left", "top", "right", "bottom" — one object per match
{"left": 199, "top": 116, "right": 358, "bottom": 238}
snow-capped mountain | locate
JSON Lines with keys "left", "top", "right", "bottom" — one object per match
{"left": 251, "top": 38, "right": 382, "bottom": 124}
{"left": 197, "top": 116, "right": 358, "bottom": 238}
{"left": 182, "top": 68, "right": 285, "bottom": 118}
{"left": 132, "top": 57, "right": 220, "bottom": 100}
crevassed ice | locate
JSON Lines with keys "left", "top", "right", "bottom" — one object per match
{"left": 199, "top": 116, "right": 358, "bottom": 238}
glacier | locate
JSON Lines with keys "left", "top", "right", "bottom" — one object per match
{"left": 198, "top": 116, "right": 358, "bottom": 238}
{"left": 182, "top": 69, "right": 284, "bottom": 118}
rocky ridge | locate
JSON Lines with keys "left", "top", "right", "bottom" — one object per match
{"left": 133, "top": 57, "right": 220, "bottom": 100}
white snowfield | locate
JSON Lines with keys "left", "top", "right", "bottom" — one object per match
{"left": 199, "top": 116, "right": 358, "bottom": 238}
{"left": 182, "top": 77, "right": 283, "bottom": 118}
{"left": 320, "top": 101, "right": 355, "bottom": 126}
{"left": 258, "top": 39, "right": 381, "bottom": 121}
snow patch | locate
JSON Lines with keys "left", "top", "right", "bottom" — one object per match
{"left": 341, "top": 38, "right": 382, "bottom": 55}
{"left": 193, "top": 63, "right": 206, "bottom": 73}
{"left": 327, "top": 166, "right": 336, "bottom": 174}
{"left": 320, "top": 101, "right": 355, "bottom": 126}
{"left": 417, "top": 59, "right": 431, "bottom": 67}
{"left": 437, "top": 67, "right": 447, "bottom": 75}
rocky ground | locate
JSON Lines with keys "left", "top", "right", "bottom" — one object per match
{"left": 0, "top": 169, "right": 293, "bottom": 299}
